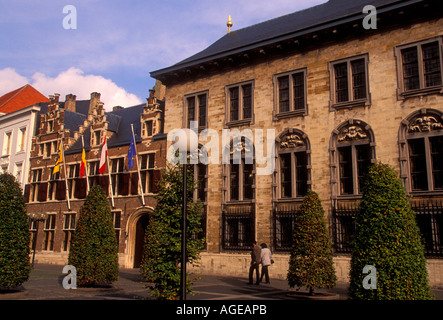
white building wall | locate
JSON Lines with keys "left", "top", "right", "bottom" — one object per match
{"left": 0, "top": 105, "right": 40, "bottom": 190}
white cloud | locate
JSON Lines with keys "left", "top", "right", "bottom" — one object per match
{"left": 0, "top": 67, "right": 143, "bottom": 111}
{"left": 0, "top": 68, "right": 29, "bottom": 93}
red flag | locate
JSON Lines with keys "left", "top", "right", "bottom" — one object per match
{"left": 80, "top": 147, "right": 87, "bottom": 178}
{"left": 99, "top": 136, "right": 108, "bottom": 174}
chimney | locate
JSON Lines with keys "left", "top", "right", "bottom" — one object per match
{"left": 113, "top": 106, "right": 123, "bottom": 111}
{"left": 54, "top": 93, "right": 60, "bottom": 103}
{"left": 88, "top": 92, "right": 101, "bottom": 114}
{"left": 64, "top": 94, "right": 77, "bottom": 112}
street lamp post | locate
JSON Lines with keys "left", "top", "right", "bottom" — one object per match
{"left": 29, "top": 212, "right": 48, "bottom": 267}
{"left": 174, "top": 128, "right": 198, "bottom": 301}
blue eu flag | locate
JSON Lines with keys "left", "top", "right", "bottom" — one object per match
{"left": 127, "top": 133, "right": 137, "bottom": 170}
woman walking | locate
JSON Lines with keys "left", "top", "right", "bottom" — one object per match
{"left": 260, "top": 243, "right": 272, "bottom": 284}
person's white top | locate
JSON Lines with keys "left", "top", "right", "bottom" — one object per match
{"left": 261, "top": 248, "right": 272, "bottom": 266}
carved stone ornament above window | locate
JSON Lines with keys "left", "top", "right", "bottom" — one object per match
{"left": 408, "top": 115, "right": 443, "bottom": 134}
{"left": 338, "top": 125, "right": 368, "bottom": 143}
{"left": 230, "top": 140, "right": 253, "bottom": 155}
{"left": 279, "top": 133, "right": 306, "bottom": 150}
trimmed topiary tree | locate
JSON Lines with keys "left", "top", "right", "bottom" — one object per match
{"left": 349, "top": 163, "right": 433, "bottom": 300}
{"left": 0, "top": 173, "right": 31, "bottom": 289}
{"left": 140, "top": 165, "right": 205, "bottom": 300}
{"left": 287, "top": 190, "right": 337, "bottom": 295}
{"left": 68, "top": 185, "right": 119, "bottom": 287}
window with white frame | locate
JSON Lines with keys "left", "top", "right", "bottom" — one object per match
{"left": 2, "top": 131, "right": 12, "bottom": 155}
{"left": 43, "top": 214, "right": 56, "bottom": 251}
{"left": 63, "top": 213, "right": 76, "bottom": 251}
{"left": 17, "top": 127, "right": 26, "bottom": 152}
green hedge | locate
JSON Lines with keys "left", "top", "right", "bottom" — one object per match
{"left": 287, "top": 190, "right": 337, "bottom": 295}
{"left": 0, "top": 173, "right": 30, "bottom": 288}
{"left": 349, "top": 163, "right": 433, "bottom": 300}
{"left": 68, "top": 185, "right": 119, "bottom": 287}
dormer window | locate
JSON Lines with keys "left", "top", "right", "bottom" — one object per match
{"left": 93, "top": 130, "right": 101, "bottom": 146}
{"left": 47, "top": 120, "right": 54, "bottom": 132}
{"left": 142, "top": 120, "right": 154, "bottom": 137}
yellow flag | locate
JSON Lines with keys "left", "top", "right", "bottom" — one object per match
{"left": 53, "top": 143, "right": 63, "bottom": 174}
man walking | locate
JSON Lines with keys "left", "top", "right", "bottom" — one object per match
{"left": 248, "top": 241, "right": 261, "bottom": 285}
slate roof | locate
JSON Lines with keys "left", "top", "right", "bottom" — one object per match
{"left": 65, "top": 104, "right": 145, "bottom": 155}
{"left": 0, "top": 84, "right": 48, "bottom": 114}
{"left": 151, "top": 0, "right": 425, "bottom": 79}
{"left": 34, "top": 99, "right": 91, "bottom": 137}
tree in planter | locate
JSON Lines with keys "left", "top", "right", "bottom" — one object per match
{"left": 349, "top": 163, "right": 433, "bottom": 300}
{"left": 68, "top": 185, "right": 119, "bottom": 287}
{"left": 140, "top": 165, "right": 205, "bottom": 300}
{"left": 287, "top": 190, "right": 337, "bottom": 295}
{"left": 0, "top": 173, "right": 31, "bottom": 288}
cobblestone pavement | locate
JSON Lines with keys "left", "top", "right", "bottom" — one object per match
{"left": 1, "top": 263, "right": 442, "bottom": 301}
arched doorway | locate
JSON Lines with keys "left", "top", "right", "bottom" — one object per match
{"left": 133, "top": 214, "right": 150, "bottom": 268}
{"left": 125, "top": 208, "right": 153, "bottom": 269}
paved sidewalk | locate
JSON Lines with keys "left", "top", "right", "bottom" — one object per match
{"left": 0, "top": 264, "right": 442, "bottom": 300}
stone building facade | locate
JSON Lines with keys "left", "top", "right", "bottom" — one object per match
{"left": 24, "top": 87, "right": 167, "bottom": 268}
{"left": 151, "top": 0, "right": 443, "bottom": 284}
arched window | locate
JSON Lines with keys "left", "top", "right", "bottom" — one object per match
{"left": 222, "top": 137, "right": 255, "bottom": 203}
{"left": 399, "top": 109, "right": 443, "bottom": 193}
{"left": 275, "top": 129, "right": 311, "bottom": 200}
{"left": 330, "top": 119, "right": 376, "bottom": 199}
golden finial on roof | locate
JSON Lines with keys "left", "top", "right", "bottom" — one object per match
{"left": 227, "top": 15, "right": 233, "bottom": 34}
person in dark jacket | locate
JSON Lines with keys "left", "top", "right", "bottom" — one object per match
{"left": 248, "top": 241, "right": 261, "bottom": 285}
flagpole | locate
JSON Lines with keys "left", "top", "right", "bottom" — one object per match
{"left": 61, "top": 139, "right": 71, "bottom": 211}
{"left": 105, "top": 138, "right": 115, "bottom": 208}
{"left": 131, "top": 124, "right": 145, "bottom": 206}
{"left": 82, "top": 135, "right": 90, "bottom": 193}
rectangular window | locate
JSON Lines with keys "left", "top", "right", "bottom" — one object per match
{"left": 274, "top": 69, "right": 307, "bottom": 119}
{"left": 30, "top": 169, "right": 43, "bottom": 202}
{"left": 396, "top": 37, "right": 443, "bottom": 97}
{"left": 112, "top": 211, "right": 121, "bottom": 247}
{"left": 93, "top": 131, "right": 101, "bottom": 146}
{"left": 356, "top": 144, "right": 371, "bottom": 193}
{"left": 67, "top": 164, "right": 80, "bottom": 199}
{"left": 338, "top": 144, "right": 371, "bottom": 196}
{"left": 2, "top": 131, "right": 12, "bottom": 155}
{"left": 279, "top": 151, "right": 308, "bottom": 199}
{"left": 243, "top": 163, "right": 254, "bottom": 200}
{"left": 339, "top": 146, "right": 354, "bottom": 195}
{"left": 295, "top": 152, "right": 308, "bottom": 197}
{"left": 185, "top": 92, "right": 208, "bottom": 130}
{"left": 43, "top": 214, "right": 56, "bottom": 251}
{"left": 45, "top": 142, "right": 51, "bottom": 158}
{"left": 17, "top": 127, "right": 26, "bottom": 152}
{"left": 143, "top": 120, "right": 153, "bottom": 137}
{"left": 111, "top": 157, "right": 125, "bottom": 196}
{"left": 280, "top": 153, "right": 292, "bottom": 198}
{"left": 430, "top": 136, "right": 443, "bottom": 190}
{"left": 409, "top": 138, "right": 428, "bottom": 191}
{"left": 226, "top": 81, "right": 254, "bottom": 126}
{"left": 14, "top": 162, "right": 23, "bottom": 184}
{"left": 329, "top": 54, "right": 369, "bottom": 109}
{"left": 63, "top": 213, "right": 76, "bottom": 252}
{"left": 230, "top": 163, "right": 240, "bottom": 201}
{"left": 140, "top": 153, "right": 156, "bottom": 193}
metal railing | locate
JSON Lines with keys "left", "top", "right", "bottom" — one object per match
{"left": 222, "top": 204, "right": 255, "bottom": 251}
{"left": 330, "top": 199, "right": 443, "bottom": 258}
{"left": 273, "top": 203, "right": 301, "bottom": 252}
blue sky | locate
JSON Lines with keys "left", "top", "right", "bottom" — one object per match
{"left": 0, "top": 0, "right": 326, "bottom": 110}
